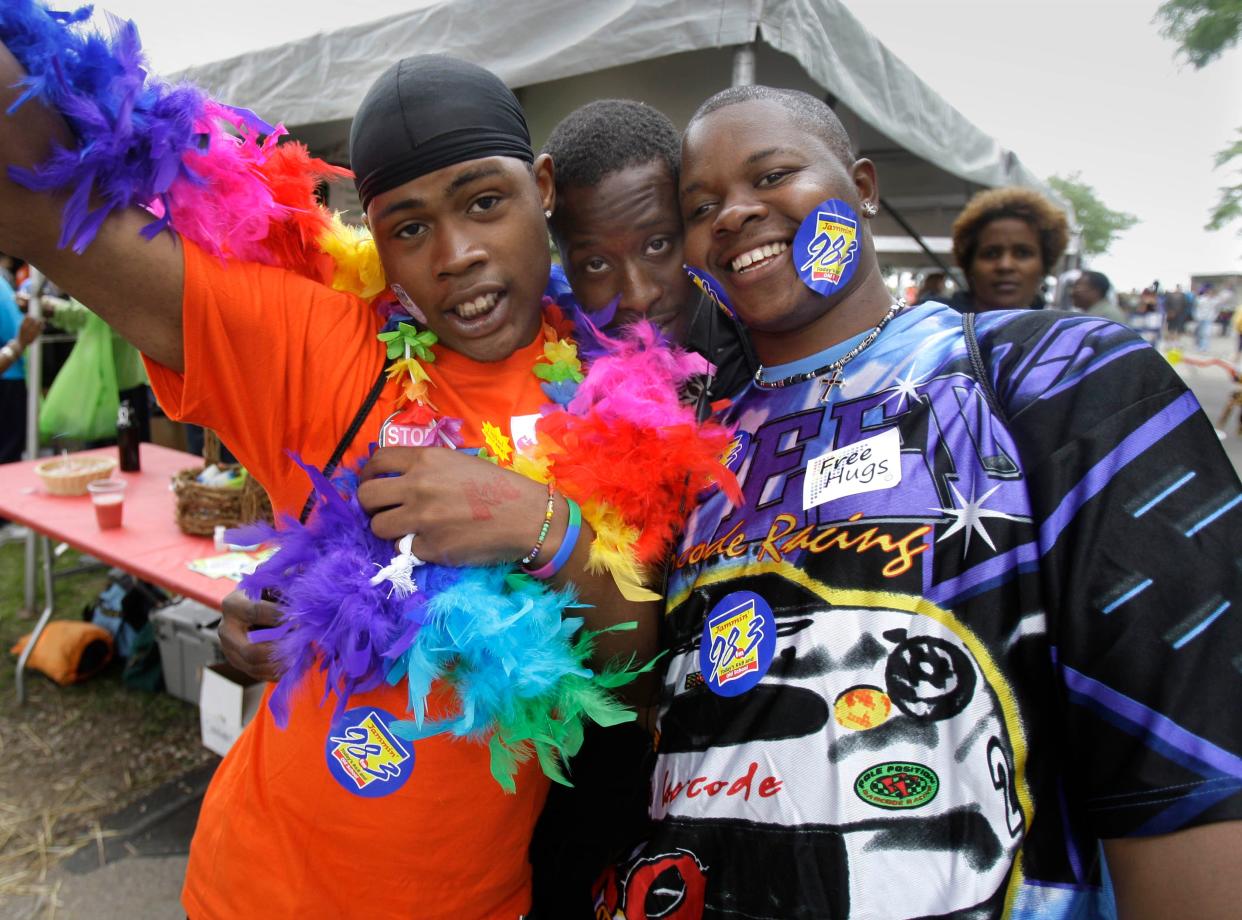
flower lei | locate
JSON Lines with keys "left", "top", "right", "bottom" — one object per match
{"left": 2, "top": 1, "right": 741, "bottom": 789}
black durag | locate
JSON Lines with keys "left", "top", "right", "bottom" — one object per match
{"left": 350, "top": 54, "right": 534, "bottom": 210}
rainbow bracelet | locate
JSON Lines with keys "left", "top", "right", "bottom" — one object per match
{"left": 526, "top": 497, "right": 581, "bottom": 580}
{"left": 519, "top": 481, "right": 558, "bottom": 567}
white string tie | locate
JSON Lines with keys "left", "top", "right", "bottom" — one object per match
{"left": 369, "top": 533, "right": 425, "bottom": 598}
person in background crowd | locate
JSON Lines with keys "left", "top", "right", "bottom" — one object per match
{"left": 1070, "top": 269, "right": 1127, "bottom": 324}
{"left": 1219, "top": 294, "right": 1235, "bottom": 338}
{"left": 0, "top": 252, "right": 19, "bottom": 288}
{"left": 1165, "top": 283, "right": 1190, "bottom": 346}
{"left": 0, "top": 273, "right": 38, "bottom": 537}
{"left": 912, "top": 270, "right": 948, "bottom": 305}
{"left": 1231, "top": 294, "right": 1242, "bottom": 360}
{"left": 597, "top": 83, "right": 1242, "bottom": 920}
{"left": 1139, "top": 281, "right": 1164, "bottom": 347}
{"left": 1117, "top": 288, "right": 1139, "bottom": 321}
{"left": 44, "top": 296, "right": 152, "bottom": 442}
{"left": 1193, "top": 283, "right": 1224, "bottom": 352}
{"left": 0, "top": 274, "right": 39, "bottom": 457}
{"left": 946, "top": 186, "right": 1069, "bottom": 311}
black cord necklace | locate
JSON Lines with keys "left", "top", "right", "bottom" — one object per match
{"left": 753, "top": 299, "right": 905, "bottom": 403}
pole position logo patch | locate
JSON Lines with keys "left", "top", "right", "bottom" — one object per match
{"left": 854, "top": 761, "right": 940, "bottom": 810}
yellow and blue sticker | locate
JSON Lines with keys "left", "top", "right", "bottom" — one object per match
{"left": 325, "top": 707, "right": 415, "bottom": 797}
{"left": 699, "top": 590, "right": 776, "bottom": 697}
{"left": 684, "top": 264, "right": 737, "bottom": 319}
{"left": 793, "top": 198, "right": 861, "bottom": 296}
{"left": 720, "top": 430, "right": 751, "bottom": 475}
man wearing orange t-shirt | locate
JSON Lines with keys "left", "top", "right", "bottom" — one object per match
{"left": 0, "top": 47, "right": 658, "bottom": 919}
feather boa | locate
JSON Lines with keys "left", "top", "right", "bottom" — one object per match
{"left": 233, "top": 320, "right": 737, "bottom": 791}
{"left": 527, "top": 308, "right": 743, "bottom": 598}
{"left": 0, "top": 0, "right": 350, "bottom": 276}
{"left": 233, "top": 457, "right": 657, "bottom": 793}
{"left": 539, "top": 320, "right": 742, "bottom": 566}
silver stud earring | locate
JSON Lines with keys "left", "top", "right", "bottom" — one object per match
{"left": 861, "top": 202, "right": 879, "bottom": 218}
{"left": 544, "top": 208, "right": 553, "bottom": 220}
{"left": 391, "top": 284, "right": 428, "bottom": 324}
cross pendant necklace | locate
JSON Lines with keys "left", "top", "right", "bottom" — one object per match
{"left": 752, "top": 299, "right": 906, "bottom": 401}
{"left": 818, "top": 369, "right": 845, "bottom": 402}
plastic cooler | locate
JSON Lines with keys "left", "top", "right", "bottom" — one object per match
{"left": 152, "top": 598, "right": 224, "bottom": 704}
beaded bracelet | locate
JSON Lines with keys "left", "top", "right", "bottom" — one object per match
{"left": 526, "top": 497, "right": 581, "bottom": 580}
{"left": 519, "top": 481, "right": 558, "bottom": 567}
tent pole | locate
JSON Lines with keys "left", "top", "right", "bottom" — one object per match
{"left": 22, "top": 269, "right": 46, "bottom": 614}
{"left": 878, "top": 196, "right": 961, "bottom": 283}
{"left": 731, "top": 45, "right": 755, "bottom": 86}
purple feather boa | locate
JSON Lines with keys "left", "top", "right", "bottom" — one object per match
{"left": 230, "top": 456, "right": 470, "bottom": 727}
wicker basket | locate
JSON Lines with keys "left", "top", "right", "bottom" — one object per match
{"left": 35, "top": 455, "right": 118, "bottom": 496}
{"left": 173, "top": 431, "right": 273, "bottom": 537}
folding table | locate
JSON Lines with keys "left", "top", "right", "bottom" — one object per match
{"left": 0, "top": 444, "right": 235, "bottom": 702}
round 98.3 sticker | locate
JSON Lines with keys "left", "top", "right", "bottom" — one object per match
{"left": 698, "top": 590, "right": 777, "bottom": 697}
{"left": 792, "top": 197, "right": 862, "bottom": 296}
{"left": 325, "top": 706, "right": 415, "bottom": 797}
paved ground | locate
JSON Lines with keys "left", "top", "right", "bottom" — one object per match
{"left": 1163, "top": 330, "right": 1242, "bottom": 475}
{"left": 9, "top": 761, "right": 215, "bottom": 919}
{"left": 16, "top": 326, "right": 1242, "bottom": 920}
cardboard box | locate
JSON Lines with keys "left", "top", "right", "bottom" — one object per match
{"left": 152, "top": 599, "right": 224, "bottom": 704}
{"left": 199, "top": 662, "right": 265, "bottom": 757}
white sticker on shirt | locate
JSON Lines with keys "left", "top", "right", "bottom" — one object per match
{"left": 510, "top": 413, "right": 542, "bottom": 458}
{"left": 803, "top": 427, "right": 901, "bottom": 510}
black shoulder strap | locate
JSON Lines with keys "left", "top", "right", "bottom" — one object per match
{"left": 962, "top": 310, "right": 1008, "bottom": 424}
{"left": 298, "top": 357, "right": 392, "bottom": 524}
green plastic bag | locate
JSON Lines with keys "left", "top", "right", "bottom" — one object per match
{"left": 40, "top": 311, "right": 119, "bottom": 442}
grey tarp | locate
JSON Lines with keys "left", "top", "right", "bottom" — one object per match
{"left": 175, "top": 0, "right": 1069, "bottom": 268}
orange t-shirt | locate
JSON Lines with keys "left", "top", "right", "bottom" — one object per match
{"left": 146, "top": 242, "right": 552, "bottom": 920}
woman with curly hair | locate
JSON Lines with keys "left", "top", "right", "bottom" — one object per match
{"left": 948, "top": 186, "right": 1070, "bottom": 311}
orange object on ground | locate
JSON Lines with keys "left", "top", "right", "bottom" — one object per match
{"left": 11, "top": 621, "right": 113, "bottom": 686}
{"left": 145, "top": 242, "right": 551, "bottom": 920}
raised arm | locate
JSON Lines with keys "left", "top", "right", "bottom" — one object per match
{"left": 0, "top": 41, "right": 184, "bottom": 370}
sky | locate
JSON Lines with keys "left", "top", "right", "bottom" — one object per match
{"left": 60, "top": 0, "right": 1242, "bottom": 291}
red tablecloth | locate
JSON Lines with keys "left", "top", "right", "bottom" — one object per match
{"left": 0, "top": 444, "right": 235, "bottom": 609}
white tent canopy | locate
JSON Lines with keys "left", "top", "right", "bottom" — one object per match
{"left": 177, "top": 0, "right": 1068, "bottom": 271}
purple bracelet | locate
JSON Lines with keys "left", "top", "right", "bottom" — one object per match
{"left": 526, "top": 497, "right": 581, "bottom": 580}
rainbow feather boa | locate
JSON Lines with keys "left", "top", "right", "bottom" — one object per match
{"left": 232, "top": 459, "right": 657, "bottom": 792}
{"left": 232, "top": 317, "right": 739, "bottom": 791}
{"left": 0, "top": 0, "right": 374, "bottom": 294}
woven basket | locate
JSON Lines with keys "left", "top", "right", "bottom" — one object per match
{"left": 35, "top": 455, "right": 117, "bottom": 496}
{"left": 173, "top": 431, "right": 273, "bottom": 537}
